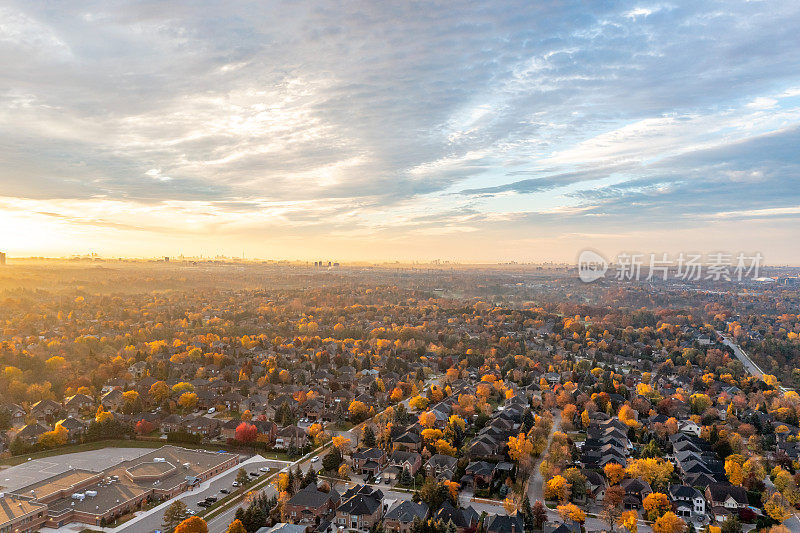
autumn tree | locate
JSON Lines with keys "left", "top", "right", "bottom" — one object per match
{"left": 544, "top": 475, "right": 571, "bottom": 503}
{"left": 178, "top": 392, "right": 198, "bottom": 411}
{"left": 600, "top": 485, "right": 625, "bottom": 530}
{"left": 348, "top": 400, "right": 369, "bottom": 423}
{"left": 642, "top": 492, "right": 671, "bottom": 521}
{"left": 764, "top": 492, "right": 792, "bottom": 523}
{"left": 409, "top": 395, "right": 429, "bottom": 411}
{"left": 150, "top": 380, "right": 171, "bottom": 404}
{"left": 604, "top": 462, "right": 626, "bottom": 485}
{"left": 226, "top": 519, "right": 247, "bottom": 533}
{"left": 508, "top": 433, "right": 535, "bottom": 473}
{"left": 652, "top": 512, "right": 686, "bottom": 533}
{"left": 725, "top": 457, "right": 744, "bottom": 486}
{"left": 621, "top": 510, "right": 638, "bottom": 533}
{"left": 557, "top": 503, "right": 586, "bottom": 524}
{"left": 625, "top": 458, "right": 673, "bottom": 491}
{"left": 235, "top": 422, "right": 258, "bottom": 443}
{"left": 532, "top": 500, "right": 548, "bottom": 530}
{"left": 174, "top": 516, "right": 208, "bottom": 533}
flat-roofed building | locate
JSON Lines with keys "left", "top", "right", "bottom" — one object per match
{"left": 0, "top": 495, "right": 48, "bottom": 533}
{"left": 9, "top": 445, "right": 239, "bottom": 529}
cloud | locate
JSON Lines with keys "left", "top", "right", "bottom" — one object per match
{"left": 0, "top": 1, "right": 800, "bottom": 259}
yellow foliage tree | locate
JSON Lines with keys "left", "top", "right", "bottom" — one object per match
{"left": 642, "top": 492, "right": 671, "bottom": 521}
{"left": 621, "top": 510, "right": 638, "bottom": 533}
{"left": 418, "top": 411, "right": 436, "bottom": 428}
{"left": 174, "top": 516, "right": 208, "bottom": 533}
{"left": 557, "top": 503, "right": 586, "bottom": 524}
{"left": 435, "top": 439, "right": 457, "bottom": 456}
{"left": 625, "top": 458, "right": 673, "bottom": 490}
{"left": 725, "top": 458, "right": 744, "bottom": 486}
{"left": 544, "top": 475, "right": 571, "bottom": 503}
{"left": 764, "top": 492, "right": 791, "bottom": 523}
{"left": 604, "top": 463, "right": 626, "bottom": 485}
{"left": 652, "top": 512, "right": 685, "bottom": 533}
{"left": 178, "top": 392, "right": 198, "bottom": 410}
{"left": 95, "top": 405, "right": 113, "bottom": 423}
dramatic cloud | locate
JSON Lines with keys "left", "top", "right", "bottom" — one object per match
{"left": 1, "top": 1, "right": 799, "bottom": 261}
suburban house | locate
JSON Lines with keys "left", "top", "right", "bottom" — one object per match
{"left": 384, "top": 501, "right": 428, "bottom": 533}
{"left": 275, "top": 425, "right": 307, "bottom": 449}
{"left": 285, "top": 483, "right": 340, "bottom": 523}
{"left": 705, "top": 483, "right": 748, "bottom": 522}
{"left": 621, "top": 478, "right": 652, "bottom": 509}
{"left": 668, "top": 484, "right": 706, "bottom": 522}
{"left": 63, "top": 394, "right": 95, "bottom": 415}
{"left": 335, "top": 485, "right": 384, "bottom": 531}
{"left": 352, "top": 447, "right": 387, "bottom": 477}
{"left": 424, "top": 454, "right": 458, "bottom": 481}
{"left": 385, "top": 451, "right": 421, "bottom": 478}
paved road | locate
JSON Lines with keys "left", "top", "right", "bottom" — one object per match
{"left": 527, "top": 410, "right": 561, "bottom": 503}
{"left": 720, "top": 334, "right": 764, "bottom": 378}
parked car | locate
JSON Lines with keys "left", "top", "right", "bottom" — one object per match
{"left": 311, "top": 456, "right": 319, "bottom": 463}
{"left": 374, "top": 476, "right": 382, "bottom": 484}
{"left": 249, "top": 471, "right": 259, "bottom": 477}
{"left": 259, "top": 467, "right": 270, "bottom": 472}
{"left": 205, "top": 497, "right": 217, "bottom": 503}
{"left": 220, "top": 489, "right": 229, "bottom": 494}
{"left": 197, "top": 501, "right": 209, "bottom": 508}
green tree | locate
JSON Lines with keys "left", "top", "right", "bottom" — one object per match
{"left": 163, "top": 500, "right": 189, "bottom": 532}
{"left": 323, "top": 447, "right": 343, "bottom": 472}
{"left": 236, "top": 468, "right": 250, "bottom": 486}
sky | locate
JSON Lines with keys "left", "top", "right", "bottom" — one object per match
{"left": 1, "top": 1, "right": 800, "bottom": 263}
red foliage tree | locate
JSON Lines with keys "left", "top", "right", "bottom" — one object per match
{"left": 235, "top": 422, "right": 257, "bottom": 443}
{"left": 136, "top": 419, "right": 156, "bottom": 435}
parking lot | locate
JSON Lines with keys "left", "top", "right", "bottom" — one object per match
{"left": 0, "top": 447, "right": 152, "bottom": 492}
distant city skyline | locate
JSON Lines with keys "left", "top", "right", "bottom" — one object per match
{"left": 1, "top": 2, "right": 799, "bottom": 262}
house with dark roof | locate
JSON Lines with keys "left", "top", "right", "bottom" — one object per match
{"left": 285, "top": 484, "right": 340, "bottom": 523}
{"left": 14, "top": 422, "right": 50, "bottom": 445}
{"left": 393, "top": 431, "right": 422, "bottom": 452}
{"left": 31, "top": 399, "right": 62, "bottom": 422}
{"left": 387, "top": 451, "right": 422, "bottom": 476}
{"left": 276, "top": 425, "right": 308, "bottom": 449}
{"left": 424, "top": 454, "right": 458, "bottom": 481}
{"left": 352, "top": 447, "right": 387, "bottom": 476}
{"left": 621, "top": 478, "right": 652, "bottom": 509}
{"left": 668, "top": 484, "right": 706, "bottom": 521}
{"left": 462, "top": 461, "right": 495, "bottom": 489}
{"left": 486, "top": 513, "right": 524, "bottom": 533}
{"left": 384, "top": 500, "right": 428, "bottom": 533}
{"left": 432, "top": 502, "right": 479, "bottom": 533}
{"left": 100, "top": 389, "right": 124, "bottom": 411}
{"left": 335, "top": 485, "right": 383, "bottom": 530}
{"left": 63, "top": 394, "right": 94, "bottom": 416}
{"left": 56, "top": 417, "right": 87, "bottom": 443}
{"left": 705, "top": 483, "right": 747, "bottom": 522}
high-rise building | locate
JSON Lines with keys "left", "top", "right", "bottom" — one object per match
{"left": 0, "top": 252, "right": 5, "bottom": 265}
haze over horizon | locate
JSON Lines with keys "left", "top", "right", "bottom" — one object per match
{"left": 2, "top": 1, "right": 800, "bottom": 263}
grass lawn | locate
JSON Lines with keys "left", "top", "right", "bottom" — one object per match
{"left": 330, "top": 421, "right": 354, "bottom": 431}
